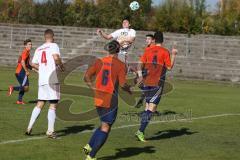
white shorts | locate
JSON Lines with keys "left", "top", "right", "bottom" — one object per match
{"left": 118, "top": 50, "right": 128, "bottom": 63}
{"left": 38, "top": 84, "right": 60, "bottom": 100}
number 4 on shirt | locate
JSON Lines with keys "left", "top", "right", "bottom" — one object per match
{"left": 41, "top": 51, "right": 47, "bottom": 65}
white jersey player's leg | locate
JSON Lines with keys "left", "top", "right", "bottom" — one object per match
{"left": 46, "top": 104, "right": 57, "bottom": 139}
{"left": 26, "top": 84, "right": 60, "bottom": 138}
{"left": 118, "top": 50, "right": 128, "bottom": 63}
{"left": 26, "top": 101, "right": 45, "bottom": 135}
{"left": 39, "top": 84, "right": 60, "bottom": 138}
{"left": 27, "top": 107, "right": 41, "bottom": 131}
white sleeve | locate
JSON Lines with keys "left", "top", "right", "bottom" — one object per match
{"left": 110, "top": 29, "right": 121, "bottom": 39}
{"left": 32, "top": 50, "right": 38, "bottom": 64}
{"left": 51, "top": 43, "right": 60, "bottom": 56}
{"left": 130, "top": 29, "right": 136, "bottom": 38}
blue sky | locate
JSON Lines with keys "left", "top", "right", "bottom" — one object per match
{"left": 152, "top": 0, "right": 219, "bottom": 10}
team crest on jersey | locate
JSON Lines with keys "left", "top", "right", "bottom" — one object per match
{"left": 120, "top": 32, "right": 128, "bottom": 36}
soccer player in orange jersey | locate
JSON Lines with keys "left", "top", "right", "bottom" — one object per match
{"left": 8, "top": 39, "right": 32, "bottom": 104}
{"left": 135, "top": 31, "right": 178, "bottom": 142}
{"left": 83, "top": 40, "right": 131, "bottom": 160}
{"left": 135, "top": 34, "right": 155, "bottom": 108}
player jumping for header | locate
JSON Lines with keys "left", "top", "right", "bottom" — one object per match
{"left": 135, "top": 31, "right": 178, "bottom": 142}
{"left": 82, "top": 40, "right": 132, "bottom": 160}
{"left": 25, "top": 29, "right": 64, "bottom": 139}
{"left": 97, "top": 18, "right": 136, "bottom": 63}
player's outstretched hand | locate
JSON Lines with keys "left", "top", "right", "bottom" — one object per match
{"left": 172, "top": 48, "right": 178, "bottom": 55}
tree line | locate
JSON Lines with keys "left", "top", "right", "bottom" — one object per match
{"left": 0, "top": 0, "right": 239, "bottom": 35}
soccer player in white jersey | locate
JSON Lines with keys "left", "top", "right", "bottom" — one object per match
{"left": 25, "top": 29, "right": 64, "bottom": 139}
{"left": 97, "top": 18, "right": 136, "bottom": 63}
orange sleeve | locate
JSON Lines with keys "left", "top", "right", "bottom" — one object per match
{"left": 140, "top": 51, "right": 147, "bottom": 63}
{"left": 118, "top": 63, "right": 127, "bottom": 86}
{"left": 164, "top": 51, "right": 171, "bottom": 68}
{"left": 21, "top": 50, "right": 28, "bottom": 61}
{"left": 85, "top": 59, "right": 100, "bottom": 78}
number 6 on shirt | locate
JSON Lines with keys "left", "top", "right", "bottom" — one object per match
{"left": 101, "top": 70, "right": 109, "bottom": 86}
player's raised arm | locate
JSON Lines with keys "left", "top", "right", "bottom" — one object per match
{"left": 165, "top": 48, "right": 178, "bottom": 71}
{"left": 170, "top": 48, "right": 178, "bottom": 70}
{"left": 97, "top": 29, "right": 113, "bottom": 40}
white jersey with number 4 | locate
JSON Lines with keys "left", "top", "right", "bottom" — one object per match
{"left": 32, "top": 43, "right": 60, "bottom": 86}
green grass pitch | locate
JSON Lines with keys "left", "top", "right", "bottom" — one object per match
{"left": 0, "top": 67, "right": 240, "bottom": 160}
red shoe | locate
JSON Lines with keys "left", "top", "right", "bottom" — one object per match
{"left": 16, "top": 101, "right": 26, "bottom": 105}
{"left": 8, "top": 86, "right": 14, "bottom": 96}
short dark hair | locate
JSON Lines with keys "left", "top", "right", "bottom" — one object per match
{"left": 123, "top": 16, "right": 130, "bottom": 22}
{"left": 104, "top": 40, "right": 120, "bottom": 54}
{"left": 24, "top": 39, "right": 32, "bottom": 45}
{"left": 146, "top": 34, "right": 154, "bottom": 39}
{"left": 44, "top": 29, "right": 54, "bottom": 36}
{"left": 154, "top": 31, "right": 164, "bottom": 43}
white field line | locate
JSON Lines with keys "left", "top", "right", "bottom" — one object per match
{"left": 0, "top": 113, "right": 240, "bottom": 145}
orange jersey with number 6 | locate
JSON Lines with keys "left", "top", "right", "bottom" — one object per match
{"left": 85, "top": 56, "right": 127, "bottom": 108}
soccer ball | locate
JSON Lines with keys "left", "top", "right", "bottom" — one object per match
{"left": 129, "top": 1, "right": 140, "bottom": 11}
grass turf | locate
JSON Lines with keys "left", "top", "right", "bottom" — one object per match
{"left": 0, "top": 67, "right": 240, "bottom": 160}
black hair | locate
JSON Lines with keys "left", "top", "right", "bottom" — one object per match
{"left": 24, "top": 39, "right": 32, "bottom": 45}
{"left": 44, "top": 29, "right": 54, "bottom": 36}
{"left": 146, "top": 34, "right": 154, "bottom": 39}
{"left": 104, "top": 40, "right": 120, "bottom": 54}
{"left": 123, "top": 16, "right": 130, "bottom": 23}
{"left": 154, "top": 31, "right": 164, "bottom": 43}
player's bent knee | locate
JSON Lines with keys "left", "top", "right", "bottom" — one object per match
{"left": 37, "top": 101, "right": 45, "bottom": 109}
{"left": 100, "top": 123, "right": 111, "bottom": 133}
{"left": 148, "top": 103, "right": 157, "bottom": 112}
{"left": 48, "top": 100, "right": 58, "bottom": 110}
{"left": 49, "top": 105, "right": 57, "bottom": 110}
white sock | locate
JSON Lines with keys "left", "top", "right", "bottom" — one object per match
{"left": 27, "top": 107, "right": 41, "bottom": 130}
{"left": 47, "top": 108, "right": 56, "bottom": 133}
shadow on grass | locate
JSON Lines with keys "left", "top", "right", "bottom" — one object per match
{"left": 31, "top": 124, "right": 95, "bottom": 137}
{"left": 98, "top": 146, "right": 156, "bottom": 160}
{"left": 121, "top": 110, "right": 177, "bottom": 117}
{"left": 28, "top": 100, "right": 38, "bottom": 104}
{"left": 154, "top": 110, "right": 177, "bottom": 116}
{"left": 57, "top": 124, "right": 95, "bottom": 137}
{"left": 147, "top": 128, "right": 198, "bottom": 141}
